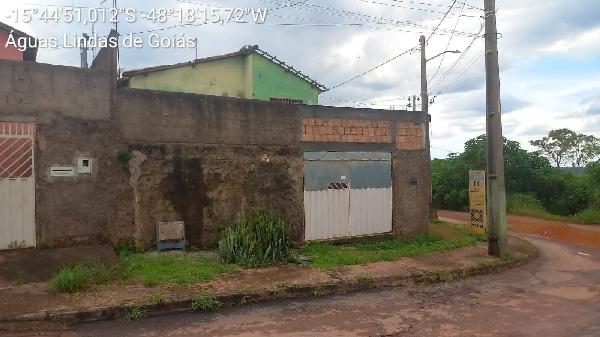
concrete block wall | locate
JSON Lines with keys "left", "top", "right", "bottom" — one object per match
{"left": 0, "top": 55, "right": 430, "bottom": 249}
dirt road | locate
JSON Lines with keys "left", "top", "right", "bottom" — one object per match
{"left": 438, "top": 210, "right": 600, "bottom": 248}
{"left": 10, "top": 234, "right": 598, "bottom": 337}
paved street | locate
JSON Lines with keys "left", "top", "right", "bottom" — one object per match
{"left": 15, "top": 234, "right": 595, "bottom": 337}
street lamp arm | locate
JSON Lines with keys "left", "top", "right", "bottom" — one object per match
{"left": 426, "top": 50, "right": 461, "bottom": 62}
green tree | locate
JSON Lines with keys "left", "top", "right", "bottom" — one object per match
{"left": 570, "top": 134, "right": 600, "bottom": 167}
{"left": 530, "top": 128, "right": 577, "bottom": 168}
{"left": 431, "top": 135, "right": 550, "bottom": 211}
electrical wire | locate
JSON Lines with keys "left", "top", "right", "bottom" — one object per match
{"left": 426, "top": 0, "right": 457, "bottom": 43}
{"left": 259, "top": 0, "right": 480, "bottom": 37}
{"left": 428, "top": 23, "right": 483, "bottom": 93}
{"left": 359, "top": 0, "right": 479, "bottom": 19}
{"left": 429, "top": 1, "right": 465, "bottom": 82}
{"left": 325, "top": 46, "right": 417, "bottom": 92}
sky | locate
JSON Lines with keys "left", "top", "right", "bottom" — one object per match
{"left": 2, "top": 0, "right": 599, "bottom": 159}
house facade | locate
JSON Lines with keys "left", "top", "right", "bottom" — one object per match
{"left": 0, "top": 22, "right": 37, "bottom": 62}
{"left": 122, "top": 45, "right": 325, "bottom": 105}
{"left": 0, "top": 39, "right": 430, "bottom": 251}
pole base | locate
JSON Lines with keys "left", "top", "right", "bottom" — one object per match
{"left": 488, "top": 238, "right": 501, "bottom": 257}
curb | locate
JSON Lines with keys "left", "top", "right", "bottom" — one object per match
{"left": 3, "top": 243, "right": 539, "bottom": 325}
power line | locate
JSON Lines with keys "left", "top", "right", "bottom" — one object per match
{"left": 428, "top": 23, "right": 483, "bottom": 92}
{"left": 388, "top": 0, "right": 484, "bottom": 11}
{"left": 433, "top": 46, "right": 484, "bottom": 94}
{"left": 429, "top": 1, "right": 465, "bottom": 82}
{"left": 359, "top": 0, "right": 480, "bottom": 19}
{"left": 426, "top": 0, "right": 457, "bottom": 42}
{"left": 325, "top": 46, "right": 417, "bottom": 92}
{"left": 259, "top": 0, "right": 480, "bottom": 37}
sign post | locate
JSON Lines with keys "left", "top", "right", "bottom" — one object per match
{"left": 469, "top": 170, "right": 487, "bottom": 233}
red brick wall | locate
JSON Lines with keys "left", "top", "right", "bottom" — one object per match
{"left": 396, "top": 122, "right": 425, "bottom": 150}
{"left": 302, "top": 118, "right": 392, "bottom": 143}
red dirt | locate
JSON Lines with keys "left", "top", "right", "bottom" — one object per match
{"left": 439, "top": 210, "right": 600, "bottom": 248}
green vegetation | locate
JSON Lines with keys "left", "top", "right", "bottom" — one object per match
{"left": 312, "top": 285, "right": 325, "bottom": 297}
{"left": 49, "top": 265, "right": 91, "bottom": 293}
{"left": 117, "top": 148, "right": 133, "bottom": 165}
{"left": 218, "top": 210, "right": 293, "bottom": 267}
{"left": 119, "top": 251, "right": 233, "bottom": 287}
{"left": 299, "top": 221, "right": 486, "bottom": 270}
{"left": 432, "top": 133, "right": 600, "bottom": 224}
{"left": 48, "top": 261, "right": 119, "bottom": 293}
{"left": 191, "top": 295, "right": 223, "bottom": 312}
{"left": 355, "top": 274, "right": 374, "bottom": 284}
{"left": 126, "top": 304, "right": 147, "bottom": 320}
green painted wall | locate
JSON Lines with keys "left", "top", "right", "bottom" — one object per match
{"left": 128, "top": 55, "right": 250, "bottom": 99}
{"left": 127, "top": 52, "right": 320, "bottom": 104}
{"left": 251, "top": 54, "right": 319, "bottom": 105}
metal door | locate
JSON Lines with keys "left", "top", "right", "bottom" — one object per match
{"left": 0, "top": 122, "right": 36, "bottom": 250}
{"left": 304, "top": 152, "right": 392, "bottom": 241}
{"left": 303, "top": 158, "right": 350, "bottom": 240}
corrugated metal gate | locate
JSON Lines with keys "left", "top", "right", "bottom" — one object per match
{"left": 0, "top": 122, "right": 36, "bottom": 250}
{"left": 304, "top": 152, "right": 392, "bottom": 241}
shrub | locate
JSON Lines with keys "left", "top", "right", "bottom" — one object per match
{"left": 127, "top": 304, "right": 147, "bottom": 320}
{"left": 191, "top": 296, "right": 222, "bottom": 312}
{"left": 218, "top": 210, "right": 292, "bottom": 267}
{"left": 507, "top": 193, "right": 547, "bottom": 214}
{"left": 49, "top": 264, "right": 91, "bottom": 293}
{"left": 572, "top": 207, "right": 600, "bottom": 224}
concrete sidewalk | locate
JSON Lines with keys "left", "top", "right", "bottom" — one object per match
{"left": 0, "top": 245, "right": 118, "bottom": 287}
{"left": 0, "top": 237, "right": 536, "bottom": 326}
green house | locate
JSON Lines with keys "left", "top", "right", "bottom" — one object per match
{"left": 121, "top": 45, "right": 326, "bottom": 105}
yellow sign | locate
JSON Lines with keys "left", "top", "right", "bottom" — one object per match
{"left": 469, "top": 170, "right": 487, "bottom": 233}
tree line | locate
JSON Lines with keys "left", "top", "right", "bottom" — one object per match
{"left": 432, "top": 129, "right": 600, "bottom": 223}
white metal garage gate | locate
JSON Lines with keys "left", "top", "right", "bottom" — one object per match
{"left": 303, "top": 152, "right": 392, "bottom": 241}
{"left": 0, "top": 122, "right": 36, "bottom": 250}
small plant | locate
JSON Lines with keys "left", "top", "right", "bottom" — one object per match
{"left": 191, "top": 295, "right": 223, "bottom": 312}
{"left": 49, "top": 264, "right": 91, "bottom": 293}
{"left": 127, "top": 304, "right": 147, "bottom": 320}
{"left": 355, "top": 274, "right": 374, "bottom": 285}
{"left": 90, "top": 261, "right": 114, "bottom": 284}
{"left": 218, "top": 210, "right": 293, "bottom": 267}
{"left": 313, "top": 285, "right": 325, "bottom": 297}
{"left": 240, "top": 295, "right": 252, "bottom": 305}
{"left": 117, "top": 148, "right": 134, "bottom": 165}
{"left": 273, "top": 283, "right": 297, "bottom": 299}
{"left": 142, "top": 293, "right": 166, "bottom": 307}
{"left": 12, "top": 274, "right": 26, "bottom": 286}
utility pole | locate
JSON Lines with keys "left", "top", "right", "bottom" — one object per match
{"left": 420, "top": 35, "right": 428, "bottom": 116}
{"left": 484, "top": 0, "right": 507, "bottom": 256}
{"left": 80, "top": 33, "right": 89, "bottom": 69}
{"left": 412, "top": 95, "right": 416, "bottom": 111}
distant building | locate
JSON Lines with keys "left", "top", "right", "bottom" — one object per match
{"left": 121, "top": 45, "right": 326, "bottom": 105}
{"left": 0, "top": 22, "right": 37, "bottom": 62}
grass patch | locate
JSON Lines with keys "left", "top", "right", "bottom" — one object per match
{"left": 191, "top": 295, "right": 223, "bottom": 312}
{"left": 299, "top": 221, "right": 486, "bottom": 270}
{"left": 507, "top": 193, "right": 600, "bottom": 225}
{"left": 119, "top": 251, "right": 233, "bottom": 287}
{"left": 313, "top": 285, "right": 325, "bottom": 297}
{"left": 49, "top": 265, "right": 91, "bottom": 293}
{"left": 571, "top": 207, "right": 600, "bottom": 224}
{"left": 355, "top": 274, "right": 374, "bottom": 285}
{"left": 218, "top": 210, "right": 293, "bottom": 267}
{"left": 126, "top": 304, "right": 147, "bottom": 320}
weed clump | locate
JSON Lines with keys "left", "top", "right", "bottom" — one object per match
{"left": 49, "top": 265, "right": 91, "bottom": 293}
{"left": 218, "top": 210, "right": 292, "bottom": 267}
